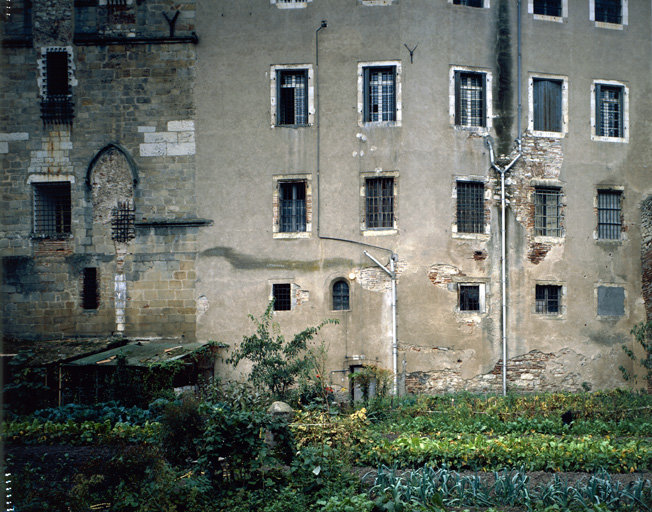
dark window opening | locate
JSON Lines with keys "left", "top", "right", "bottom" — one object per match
{"left": 273, "top": 283, "right": 292, "bottom": 311}
{"left": 277, "top": 70, "right": 308, "bottom": 126}
{"left": 82, "top": 267, "right": 99, "bottom": 310}
{"left": 454, "top": 0, "right": 483, "bottom": 6}
{"left": 42, "top": 50, "right": 74, "bottom": 125}
{"left": 4, "top": 0, "right": 32, "bottom": 38}
{"left": 459, "top": 285, "right": 480, "bottom": 311}
{"left": 332, "top": 280, "right": 350, "bottom": 311}
{"left": 279, "top": 182, "right": 306, "bottom": 232}
{"left": 595, "top": 0, "right": 622, "bottom": 24}
{"left": 74, "top": 0, "right": 98, "bottom": 35}
{"left": 533, "top": 79, "right": 562, "bottom": 132}
{"left": 363, "top": 66, "right": 396, "bottom": 123}
{"left": 534, "top": 187, "right": 562, "bottom": 237}
{"left": 365, "top": 177, "right": 394, "bottom": 229}
{"left": 457, "top": 181, "right": 484, "bottom": 234}
{"left": 597, "top": 190, "right": 622, "bottom": 240}
{"left": 33, "top": 182, "right": 72, "bottom": 237}
{"left": 536, "top": 285, "right": 560, "bottom": 314}
{"left": 595, "top": 84, "right": 623, "bottom": 138}
{"left": 533, "top": 0, "right": 562, "bottom": 16}
{"left": 111, "top": 201, "right": 136, "bottom": 242}
{"left": 455, "top": 71, "right": 486, "bottom": 127}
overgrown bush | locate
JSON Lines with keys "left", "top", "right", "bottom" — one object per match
{"left": 158, "top": 392, "right": 205, "bottom": 465}
{"left": 620, "top": 320, "right": 652, "bottom": 391}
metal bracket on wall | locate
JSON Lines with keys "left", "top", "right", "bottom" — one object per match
{"left": 403, "top": 43, "right": 418, "bottom": 64}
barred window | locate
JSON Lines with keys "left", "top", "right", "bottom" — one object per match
{"left": 534, "top": 187, "right": 562, "bottom": 237}
{"left": 456, "top": 181, "right": 484, "bottom": 234}
{"left": 595, "top": 85, "right": 623, "bottom": 138}
{"left": 454, "top": 0, "right": 483, "bottom": 6}
{"left": 364, "top": 67, "right": 396, "bottom": 123}
{"left": 279, "top": 182, "right": 306, "bottom": 233}
{"left": 597, "top": 190, "right": 622, "bottom": 240}
{"left": 332, "top": 280, "right": 350, "bottom": 311}
{"left": 455, "top": 71, "right": 486, "bottom": 127}
{"left": 366, "top": 178, "right": 394, "bottom": 229}
{"left": 533, "top": 79, "right": 562, "bottom": 132}
{"left": 459, "top": 285, "right": 480, "bottom": 311}
{"left": 33, "top": 182, "right": 71, "bottom": 237}
{"left": 277, "top": 70, "right": 308, "bottom": 126}
{"left": 595, "top": 0, "right": 622, "bottom": 24}
{"left": 111, "top": 201, "right": 135, "bottom": 242}
{"left": 82, "top": 267, "right": 99, "bottom": 310}
{"left": 535, "top": 285, "right": 561, "bottom": 314}
{"left": 41, "top": 50, "right": 74, "bottom": 125}
{"left": 273, "top": 283, "right": 292, "bottom": 311}
{"left": 533, "top": 0, "right": 562, "bottom": 16}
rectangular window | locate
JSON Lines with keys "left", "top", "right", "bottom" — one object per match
{"left": 41, "top": 49, "right": 74, "bottom": 125}
{"left": 74, "top": 0, "right": 98, "bottom": 35}
{"left": 595, "top": 0, "right": 622, "bottom": 24}
{"left": 111, "top": 201, "right": 135, "bottom": 242}
{"left": 365, "top": 178, "right": 394, "bottom": 229}
{"left": 277, "top": 69, "right": 308, "bottom": 126}
{"left": 82, "top": 267, "right": 99, "bottom": 310}
{"left": 595, "top": 84, "right": 623, "bottom": 138}
{"left": 533, "top": 79, "right": 562, "bottom": 132}
{"left": 535, "top": 285, "right": 560, "bottom": 314}
{"left": 363, "top": 67, "right": 396, "bottom": 123}
{"left": 534, "top": 187, "right": 562, "bottom": 237}
{"left": 457, "top": 181, "right": 484, "bottom": 234}
{"left": 279, "top": 182, "right": 306, "bottom": 233}
{"left": 272, "top": 283, "right": 292, "bottom": 311}
{"left": 454, "top": 0, "right": 483, "bottom": 6}
{"left": 597, "top": 190, "right": 622, "bottom": 240}
{"left": 459, "top": 285, "right": 480, "bottom": 311}
{"left": 533, "top": 0, "right": 562, "bottom": 16}
{"left": 4, "top": 0, "right": 32, "bottom": 38}
{"left": 455, "top": 71, "right": 486, "bottom": 127}
{"left": 33, "top": 182, "right": 72, "bottom": 237}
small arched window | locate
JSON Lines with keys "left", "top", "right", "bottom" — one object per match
{"left": 332, "top": 280, "right": 350, "bottom": 311}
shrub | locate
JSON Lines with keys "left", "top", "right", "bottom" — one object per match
{"left": 158, "top": 393, "right": 205, "bottom": 466}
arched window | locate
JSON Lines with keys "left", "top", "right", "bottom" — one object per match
{"left": 332, "top": 280, "right": 350, "bottom": 311}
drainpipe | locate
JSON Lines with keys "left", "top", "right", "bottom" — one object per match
{"left": 364, "top": 250, "right": 398, "bottom": 395}
{"left": 315, "top": 20, "right": 327, "bottom": 237}
{"left": 517, "top": 0, "right": 522, "bottom": 141}
{"left": 485, "top": 136, "right": 520, "bottom": 396}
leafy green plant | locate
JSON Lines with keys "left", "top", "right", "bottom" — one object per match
{"left": 3, "top": 350, "right": 51, "bottom": 415}
{"left": 620, "top": 320, "right": 652, "bottom": 391}
{"left": 350, "top": 364, "right": 393, "bottom": 401}
{"left": 158, "top": 392, "right": 205, "bottom": 466}
{"left": 227, "top": 302, "right": 337, "bottom": 399}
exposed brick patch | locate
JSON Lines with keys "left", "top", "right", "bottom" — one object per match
{"left": 528, "top": 242, "right": 551, "bottom": 264}
{"left": 473, "top": 250, "right": 487, "bottom": 261}
{"left": 428, "top": 264, "right": 464, "bottom": 288}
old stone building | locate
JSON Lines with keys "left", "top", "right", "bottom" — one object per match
{"left": 2, "top": 0, "right": 651, "bottom": 394}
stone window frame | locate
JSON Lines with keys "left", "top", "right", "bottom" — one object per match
{"left": 451, "top": 176, "right": 491, "bottom": 240}
{"left": 528, "top": 73, "right": 569, "bottom": 138}
{"left": 270, "top": 64, "right": 314, "bottom": 128}
{"left": 360, "top": 170, "right": 399, "bottom": 237}
{"left": 448, "top": 0, "right": 491, "bottom": 8}
{"left": 593, "top": 185, "right": 627, "bottom": 243}
{"left": 449, "top": 66, "right": 493, "bottom": 133}
{"left": 594, "top": 283, "right": 627, "bottom": 319}
{"left": 268, "top": 279, "right": 299, "bottom": 312}
{"left": 357, "top": 61, "right": 402, "bottom": 128}
{"left": 456, "top": 281, "right": 487, "bottom": 314}
{"left": 529, "top": 0, "right": 567, "bottom": 22}
{"left": 28, "top": 174, "right": 75, "bottom": 239}
{"left": 591, "top": 80, "right": 629, "bottom": 143}
{"left": 331, "top": 278, "right": 351, "bottom": 311}
{"left": 272, "top": 174, "right": 312, "bottom": 239}
{"left": 37, "top": 47, "right": 77, "bottom": 118}
{"left": 589, "top": 0, "right": 628, "bottom": 30}
{"left": 530, "top": 179, "right": 565, "bottom": 244}
{"left": 271, "top": 0, "right": 312, "bottom": 8}
{"left": 533, "top": 281, "right": 566, "bottom": 318}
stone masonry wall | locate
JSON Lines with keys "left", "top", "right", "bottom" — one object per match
{"left": 642, "top": 196, "right": 652, "bottom": 321}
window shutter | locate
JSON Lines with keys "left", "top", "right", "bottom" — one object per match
{"left": 533, "top": 80, "right": 542, "bottom": 130}
{"left": 363, "top": 67, "right": 370, "bottom": 122}
{"left": 480, "top": 73, "right": 487, "bottom": 127}
{"left": 549, "top": 80, "right": 562, "bottom": 132}
{"left": 276, "top": 70, "right": 282, "bottom": 124}
{"left": 454, "top": 71, "right": 461, "bottom": 125}
{"left": 595, "top": 84, "right": 603, "bottom": 136}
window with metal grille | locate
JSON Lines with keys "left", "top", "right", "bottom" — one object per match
{"left": 597, "top": 190, "right": 622, "bottom": 240}
{"left": 111, "top": 201, "right": 135, "bottom": 242}
{"left": 457, "top": 181, "right": 484, "bottom": 234}
{"left": 41, "top": 50, "right": 74, "bottom": 125}
{"left": 332, "top": 280, "right": 350, "bottom": 311}
{"left": 535, "top": 285, "right": 560, "bottom": 314}
{"left": 82, "top": 267, "right": 99, "bottom": 310}
{"left": 33, "top": 182, "right": 71, "bottom": 237}
{"left": 366, "top": 178, "right": 394, "bottom": 229}
{"left": 74, "top": 0, "right": 98, "bottom": 35}
{"left": 595, "top": 0, "right": 622, "bottom": 23}
{"left": 273, "top": 283, "right": 292, "bottom": 311}
{"left": 534, "top": 187, "right": 562, "bottom": 237}
{"left": 279, "top": 182, "right": 306, "bottom": 232}
{"left": 533, "top": 0, "right": 562, "bottom": 16}
{"left": 277, "top": 69, "right": 308, "bottom": 126}
{"left": 459, "top": 285, "right": 480, "bottom": 311}
{"left": 453, "top": 0, "right": 483, "bottom": 6}
{"left": 595, "top": 85, "right": 623, "bottom": 138}
{"left": 363, "top": 67, "right": 396, "bottom": 123}
{"left": 455, "top": 71, "right": 486, "bottom": 127}
{"left": 533, "top": 79, "right": 562, "bottom": 132}
{"left": 4, "top": 0, "right": 33, "bottom": 37}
